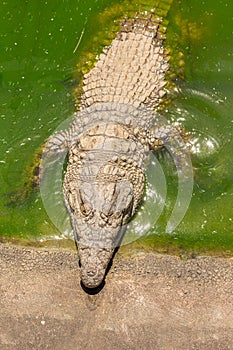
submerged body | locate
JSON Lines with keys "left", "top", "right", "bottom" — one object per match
{"left": 44, "top": 16, "right": 187, "bottom": 288}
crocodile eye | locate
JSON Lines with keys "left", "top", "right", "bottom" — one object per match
{"left": 114, "top": 211, "right": 122, "bottom": 219}
{"left": 108, "top": 209, "right": 113, "bottom": 217}
{"left": 78, "top": 190, "right": 93, "bottom": 218}
{"left": 80, "top": 203, "right": 93, "bottom": 218}
{"left": 111, "top": 211, "right": 123, "bottom": 226}
{"left": 80, "top": 204, "right": 87, "bottom": 215}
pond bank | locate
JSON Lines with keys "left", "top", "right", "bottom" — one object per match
{"left": 1, "top": 243, "right": 232, "bottom": 350}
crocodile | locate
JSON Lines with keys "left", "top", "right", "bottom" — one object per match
{"left": 42, "top": 15, "right": 189, "bottom": 289}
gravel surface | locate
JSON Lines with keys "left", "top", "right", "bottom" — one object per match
{"left": 0, "top": 243, "right": 232, "bottom": 350}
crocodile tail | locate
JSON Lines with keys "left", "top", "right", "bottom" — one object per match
{"left": 80, "top": 14, "right": 169, "bottom": 111}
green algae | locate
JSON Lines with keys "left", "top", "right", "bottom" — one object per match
{"left": 0, "top": 0, "right": 232, "bottom": 255}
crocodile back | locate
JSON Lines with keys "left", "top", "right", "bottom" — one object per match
{"left": 80, "top": 16, "right": 169, "bottom": 111}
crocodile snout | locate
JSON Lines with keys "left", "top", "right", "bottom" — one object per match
{"left": 81, "top": 264, "right": 105, "bottom": 289}
{"left": 86, "top": 267, "right": 98, "bottom": 278}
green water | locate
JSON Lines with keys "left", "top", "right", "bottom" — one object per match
{"left": 0, "top": 0, "right": 232, "bottom": 255}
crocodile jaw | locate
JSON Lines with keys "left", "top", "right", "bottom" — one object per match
{"left": 73, "top": 219, "right": 127, "bottom": 289}
{"left": 79, "top": 246, "right": 113, "bottom": 289}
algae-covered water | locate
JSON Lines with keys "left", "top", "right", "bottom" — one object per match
{"left": 0, "top": 0, "right": 232, "bottom": 255}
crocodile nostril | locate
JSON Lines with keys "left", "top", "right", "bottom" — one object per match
{"left": 86, "top": 267, "right": 98, "bottom": 277}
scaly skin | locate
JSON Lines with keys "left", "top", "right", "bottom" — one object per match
{"left": 43, "top": 16, "right": 187, "bottom": 288}
{"left": 80, "top": 17, "right": 168, "bottom": 110}
{"left": 63, "top": 118, "right": 162, "bottom": 288}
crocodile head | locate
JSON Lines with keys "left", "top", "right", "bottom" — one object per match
{"left": 63, "top": 139, "right": 145, "bottom": 289}
{"left": 65, "top": 178, "right": 135, "bottom": 288}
